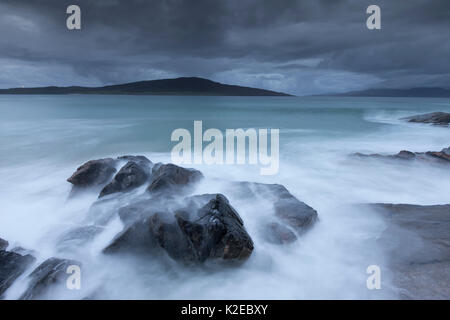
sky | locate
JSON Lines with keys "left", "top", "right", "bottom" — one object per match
{"left": 0, "top": 0, "right": 449, "bottom": 95}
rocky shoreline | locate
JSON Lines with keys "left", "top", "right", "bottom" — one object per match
{"left": 401, "top": 111, "right": 450, "bottom": 126}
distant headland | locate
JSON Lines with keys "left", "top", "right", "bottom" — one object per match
{"left": 0, "top": 77, "right": 292, "bottom": 96}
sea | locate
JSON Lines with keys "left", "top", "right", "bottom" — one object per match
{"left": 0, "top": 95, "right": 449, "bottom": 299}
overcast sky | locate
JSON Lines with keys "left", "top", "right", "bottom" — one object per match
{"left": 0, "top": 0, "right": 449, "bottom": 95}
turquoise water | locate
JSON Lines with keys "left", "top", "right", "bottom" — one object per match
{"left": 1, "top": 95, "right": 449, "bottom": 165}
{"left": 0, "top": 95, "right": 449, "bottom": 299}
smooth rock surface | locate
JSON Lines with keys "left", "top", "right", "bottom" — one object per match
{"left": 67, "top": 158, "right": 117, "bottom": 187}
{"left": 147, "top": 163, "right": 204, "bottom": 194}
{"left": 370, "top": 203, "right": 450, "bottom": 299}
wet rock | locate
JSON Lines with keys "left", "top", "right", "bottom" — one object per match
{"left": 20, "top": 258, "right": 81, "bottom": 300}
{"left": 264, "top": 222, "right": 297, "bottom": 245}
{"left": 104, "top": 194, "right": 253, "bottom": 263}
{"left": 369, "top": 203, "right": 450, "bottom": 299}
{"left": 401, "top": 112, "right": 450, "bottom": 126}
{"left": 56, "top": 225, "right": 105, "bottom": 251}
{"left": 117, "top": 155, "right": 152, "bottom": 167}
{"left": 352, "top": 150, "right": 416, "bottom": 161}
{"left": 0, "top": 238, "right": 8, "bottom": 251}
{"left": 426, "top": 148, "right": 450, "bottom": 162}
{"left": 99, "top": 157, "right": 152, "bottom": 198}
{"left": 0, "top": 249, "right": 35, "bottom": 298}
{"left": 234, "top": 182, "right": 318, "bottom": 242}
{"left": 67, "top": 158, "right": 117, "bottom": 187}
{"left": 274, "top": 195, "right": 318, "bottom": 233}
{"left": 352, "top": 147, "right": 450, "bottom": 163}
{"left": 147, "top": 164, "right": 203, "bottom": 194}
{"left": 181, "top": 194, "right": 254, "bottom": 261}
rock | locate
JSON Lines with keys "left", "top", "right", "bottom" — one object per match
{"left": 0, "top": 249, "right": 35, "bottom": 298}
{"left": 0, "top": 238, "right": 8, "bottom": 251}
{"left": 352, "top": 150, "right": 416, "bottom": 161}
{"left": 264, "top": 222, "right": 297, "bottom": 245}
{"left": 147, "top": 163, "right": 204, "bottom": 194}
{"left": 20, "top": 258, "right": 81, "bottom": 300}
{"left": 67, "top": 158, "right": 117, "bottom": 187}
{"left": 56, "top": 225, "right": 105, "bottom": 251}
{"left": 426, "top": 148, "right": 450, "bottom": 162}
{"left": 117, "top": 155, "right": 152, "bottom": 166}
{"left": 233, "top": 182, "right": 318, "bottom": 241}
{"left": 104, "top": 194, "right": 254, "bottom": 263}
{"left": 352, "top": 147, "right": 450, "bottom": 163}
{"left": 401, "top": 112, "right": 450, "bottom": 126}
{"left": 442, "top": 147, "right": 450, "bottom": 155}
{"left": 99, "top": 157, "right": 152, "bottom": 198}
{"left": 369, "top": 203, "right": 450, "bottom": 299}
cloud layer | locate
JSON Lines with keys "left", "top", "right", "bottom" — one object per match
{"left": 0, "top": 0, "right": 449, "bottom": 95}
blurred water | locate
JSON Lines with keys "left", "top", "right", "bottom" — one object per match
{"left": 0, "top": 95, "right": 449, "bottom": 299}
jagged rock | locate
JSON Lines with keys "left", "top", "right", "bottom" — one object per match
{"left": 147, "top": 163, "right": 204, "bottom": 194}
{"left": 0, "top": 238, "right": 8, "bottom": 251}
{"left": 99, "top": 156, "right": 152, "bottom": 198}
{"left": 402, "top": 112, "right": 450, "bottom": 126}
{"left": 104, "top": 194, "right": 253, "bottom": 263}
{"left": 264, "top": 222, "right": 297, "bottom": 245}
{"left": 67, "top": 158, "right": 117, "bottom": 187}
{"left": 20, "top": 258, "right": 81, "bottom": 300}
{"left": 0, "top": 249, "right": 35, "bottom": 298}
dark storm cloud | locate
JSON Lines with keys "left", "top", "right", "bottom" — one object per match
{"left": 0, "top": 0, "right": 449, "bottom": 95}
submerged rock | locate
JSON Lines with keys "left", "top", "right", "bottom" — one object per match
{"left": 56, "top": 225, "right": 105, "bottom": 252}
{"left": 0, "top": 247, "right": 35, "bottom": 298}
{"left": 401, "top": 112, "right": 450, "bottom": 126}
{"left": 352, "top": 147, "right": 450, "bottom": 163}
{"left": 264, "top": 222, "right": 297, "bottom": 245}
{"left": 99, "top": 157, "right": 152, "bottom": 198}
{"left": 104, "top": 194, "right": 253, "bottom": 263}
{"left": 67, "top": 158, "right": 117, "bottom": 187}
{"left": 147, "top": 163, "right": 204, "bottom": 194}
{"left": 233, "top": 182, "right": 318, "bottom": 244}
{"left": 20, "top": 258, "right": 81, "bottom": 300}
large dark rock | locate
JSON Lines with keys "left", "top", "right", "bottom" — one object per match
{"left": 104, "top": 194, "right": 253, "bottom": 263}
{"left": 67, "top": 158, "right": 117, "bottom": 187}
{"left": 20, "top": 258, "right": 81, "bottom": 300}
{"left": 369, "top": 203, "right": 450, "bottom": 299}
{"left": 147, "top": 163, "right": 204, "bottom": 194}
{"left": 401, "top": 112, "right": 450, "bottom": 126}
{"left": 0, "top": 249, "right": 35, "bottom": 298}
{"left": 99, "top": 156, "right": 152, "bottom": 198}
